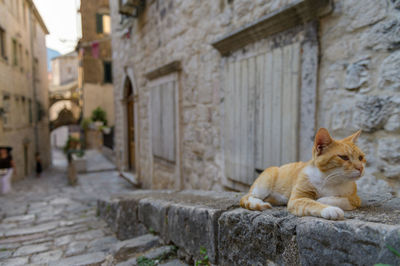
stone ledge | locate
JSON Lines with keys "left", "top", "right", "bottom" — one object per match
{"left": 97, "top": 190, "right": 400, "bottom": 265}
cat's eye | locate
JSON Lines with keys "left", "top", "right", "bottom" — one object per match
{"left": 359, "top": 155, "right": 363, "bottom": 161}
{"left": 338, "top": 155, "right": 349, "bottom": 161}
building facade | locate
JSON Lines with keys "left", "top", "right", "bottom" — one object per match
{"left": 110, "top": 0, "right": 400, "bottom": 193}
{"left": 0, "top": 0, "right": 50, "bottom": 180}
{"left": 78, "top": 0, "right": 115, "bottom": 127}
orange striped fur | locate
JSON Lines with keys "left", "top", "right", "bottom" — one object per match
{"left": 240, "top": 128, "right": 366, "bottom": 220}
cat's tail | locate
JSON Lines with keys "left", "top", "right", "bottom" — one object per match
{"left": 240, "top": 194, "right": 272, "bottom": 211}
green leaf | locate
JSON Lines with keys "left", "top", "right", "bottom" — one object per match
{"left": 387, "top": 244, "right": 400, "bottom": 258}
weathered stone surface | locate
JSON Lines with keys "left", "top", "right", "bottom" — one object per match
{"left": 13, "top": 242, "right": 51, "bottom": 256}
{"left": 385, "top": 113, "right": 400, "bottom": 132}
{"left": 343, "top": 58, "right": 369, "bottom": 90}
{"left": 97, "top": 191, "right": 166, "bottom": 240}
{"left": 363, "top": 18, "right": 400, "bottom": 51}
{"left": 65, "top": 241, "right": 88, "bottom": 257}
{"left": 354, "top": 96, "right": 392, "bottom": 132}
{"left": 379, "top": 51, "right": 400, "bottom": 91}
{"left": 112, "top": 234, "right": 161, "bottom": 262}
{"left": 0, "top": 251, "right": 12, "bottom": 260}
{"left": 136, "top": 190, "right": 242, "bottom": 263}
{"left": 4, "top": 221, "right": 58, "bottom": 237}
{"left": 49, "top": 252, "right": 107, "bottom": 266}
{"left": 0, "top": 257, "right": 29, "bottom": 266}
{"left": 54, "top": 234, "right": 74, "bottom": 246}
{"left": 377, "top": 137, "right": 400, "bottom": 178}
{"left": 2, "top": 214, "right": 35, "bottom": 224}
{"left": 218, "top": 208, "right": 299, "bottom": 266}
{"left": 297, "top": 218, "right": 400, "bottom": 266}
{"left": 75, "top": 229, "right": 104, "bottom": 241}
{"left": 159, "top": 259, "right": 189, "bottom": 266}
{"left": 87, "top": 236, "right": 118, "bottom": 252}
{"left": 30, "top": 250, "right": 63, "bottom": 264}
{"left": 138, "top": 198, "right": 170, "bottom": 240}
{"left": 344, "top": 0, "right": 387, "bottom": 32}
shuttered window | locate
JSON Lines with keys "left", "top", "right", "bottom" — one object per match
{"left": 224, "top": 42, "right": 301, "bottom": 185}
{"left": 151, "top": 76, "right": 177, "bottom": 162}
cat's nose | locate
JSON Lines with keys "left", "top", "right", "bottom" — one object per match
{"left": 355, "top": 165, "right": 363, "bottom": 173}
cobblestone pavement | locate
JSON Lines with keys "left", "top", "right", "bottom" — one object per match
{"left": 0, "top": 149, "right": 133, "bottom": 265}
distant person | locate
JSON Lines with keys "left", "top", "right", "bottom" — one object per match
{"left": 35, "top": 152, "right": 43, "bottom": 178}
{"left": 0, "top": 147, "right": 15, "bottom": 194}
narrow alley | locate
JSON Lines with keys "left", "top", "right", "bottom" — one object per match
{"left": 0, "top": 150, "right": 182, "bottom": 265}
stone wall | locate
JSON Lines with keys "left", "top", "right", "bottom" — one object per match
{"left": 110, "top": 0, "right": 400, "bottom": 193}
{"left": 318, "top": 0, "right": 400, "bottom": 194}
{"left": 0, "top": 0, "right": 51, "bottom": 180}
{"left": 98, "top": 190, "right": 400, "bottom": 265}
{"left": 79, "top": 0, "right": 115, "bottom": 126}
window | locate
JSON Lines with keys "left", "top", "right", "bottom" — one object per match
{"left": 32, "top": 19, "right": 36, "bottom": 39}
{"left": 23, "top": 1, "right": 26, "bottom": 27}
{"left": 150, "top": 74, "right": 177, "bottom": 162}
{"left": 2, "top": 94, "right": 11, "bottom": 127}
{"left": 103, "top": 61, "right": 112, "bottom": 83}
{"left": 12, "top": 39, "right": 17, "bottom": 66}
{"left": 0, "top": 27, "right": 6, "bottom": 60}
{"left": 34, "top": 57, "right": 38, "bottom": 80}
{"left": 28, "top": 99, "right": 32, "bottom": 124}
{"left": 19, "top": 43, "right": 23, "bottom": 71}
{"left": 96, "top": 13, "right": 111, "bottom": 34}
{"left": 25, "top": 50, "right": 29, "bottom": 71}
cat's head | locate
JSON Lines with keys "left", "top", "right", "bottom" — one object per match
{"left": 312, "top": 128, "right": 366, "bottom": 183}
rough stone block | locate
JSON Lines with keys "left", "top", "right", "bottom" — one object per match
{"left": 49, "top": 252, "right": 107, "bottom": 266}
{"left": 138, "top": 198, "right": 170, "bottom": 239}
{"left": 218, "top": 208, "right": 299, "bottom": 266}
{"left": 297, "top": 218, "right": 400, "bottom": 266}
{"left": 165, "top": 191, "right": 241, "bottom": 264}
{"left": 112, "top": 234, "right": 161, "bottom": 262}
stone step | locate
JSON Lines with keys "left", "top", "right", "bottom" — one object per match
{"left": 116, "top": 245, "right": 182, "bottom": 266}
{"left": 112, "top": 234, "right": 161, "bottom": 262}
{"left": 98, "top": 190, "right": 400, "bottom": 265}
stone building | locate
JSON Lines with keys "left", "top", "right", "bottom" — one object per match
{"left": 77, "top": 0, "right": 115, "bottom": 127}
{"left": 110, "top": 0, "right": 400, "bottom": 193}
{"left": 49, "top": 52, "right": 80, "bottom": 148}
{"left": 0, "top": 0, "right": 50, "bottom": 180}
{"left": 49, "top": 51, "right": 80, "bottom": 122}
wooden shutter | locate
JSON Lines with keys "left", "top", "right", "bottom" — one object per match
{"left": 151, "top": 79, "right": 176, "bottom": 162}
{"left": 96, "top": 13, "right": 103, "bottom": 34}
{"left": 224, "top": 42, "right": 301, "bottom": 185}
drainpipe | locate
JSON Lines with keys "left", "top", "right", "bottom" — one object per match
{"left": 28, "top": 4, "right": 39, "bottom": 154}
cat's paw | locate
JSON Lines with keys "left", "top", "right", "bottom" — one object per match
{"left": 321, "top": 206, "right": 344, "bottom": 220}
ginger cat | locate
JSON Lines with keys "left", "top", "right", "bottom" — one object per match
{"left": 240, "top": 128, "right": 366, "bottom": 220}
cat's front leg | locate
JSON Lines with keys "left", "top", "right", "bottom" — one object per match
{"left": 317, "top": 196, "right": 355, "bottom": 211}
{"left": 287, "top": 197, "right": 344, "bottom": 220}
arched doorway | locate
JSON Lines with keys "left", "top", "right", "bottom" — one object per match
{"left": 125, "top": 78, "right": 135, "bottom": 172}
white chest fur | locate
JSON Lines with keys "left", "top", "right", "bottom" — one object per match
{"left": 303, "top": 166, "right": 354, "bottom": 198}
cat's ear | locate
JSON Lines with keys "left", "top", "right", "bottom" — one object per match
{"left": 314, "top": 128, "right": 333, "bottom": 155}
{"left": 343, "top": 130, "right": 361, "bottom": 143}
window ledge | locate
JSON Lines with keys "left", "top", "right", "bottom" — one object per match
{"left": 211, "top": 0, "right": 332, "bottom": 56}
{"left": 145, "top": 61, "right": 181, "bottom": 80}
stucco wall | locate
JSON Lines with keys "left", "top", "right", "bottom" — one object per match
{"left": 83, "top": 83, "right": 115, "bottom": 126}
{"left": 0, "top": 0, "right": 50, "bottom": 180}
{"left": 110, "top": 0, "right": 400, "bottom": 194}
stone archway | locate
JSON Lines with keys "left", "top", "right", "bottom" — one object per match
{"left": 50, "top": 107, "right": 78, "bottom": 131}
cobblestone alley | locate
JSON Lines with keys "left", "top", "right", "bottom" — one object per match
{"left": 0, "top": 150, "right": 164, "bottom": 265}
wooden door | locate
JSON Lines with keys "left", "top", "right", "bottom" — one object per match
{"left": 224, "top": 42, "right": 301, "bottom": 186}
{"left": 126, "top": 85, "right": 135, "bottom": 171}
